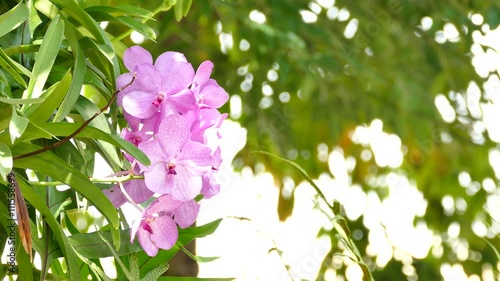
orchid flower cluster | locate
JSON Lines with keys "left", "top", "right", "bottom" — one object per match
{"left": 102, "top": 46, "right": 228, "bottom": 256}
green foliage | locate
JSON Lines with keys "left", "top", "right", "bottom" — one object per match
{"left": 0, "top": 1, "right": 219, "bottom": 280}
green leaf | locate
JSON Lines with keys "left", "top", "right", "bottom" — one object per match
{"left": 139, "top": 219, "right": 222, "bottom": 276}
{"left": 27, "top": 122, "right": 149, "bottom": 166}
{"left": 178, "top": 244, "right": 219, "bottom": 263}
{"left": 174, "top": 0, "right": 184, "bottom": 21}
{"left": 34, "top": 0, "right": 59, "bottom": 19}
{"left": 9, "top": 109, "right": 29, "bottom": 144}
{"left": 24, "top": 15, "right": 64, "bottom": 99}
{"left": 129, "top": 253, "right": 140, "bottom": 280}
{"left": 0, "top": 102, "right": 12, "bottom": 132}
{"left": 85, "top": 5, "right": 154, "bottom": 18}
{"left": 181, "top": 0, "right": 193, "bottom": 17}
{"left": 0, "top": 143, "right": 12, "bottom": 181}
{"left": 50, "top": 0, "right": 121, "bottom": 80}
{"left": 25, "top": 70, "right": 72, "bottom": 124}
{"left": 0, "top": 47, "right": 30, "bottom": 88}
{"left": 15, "top": 176, "right": 80, "bottom": 281}
{"left": 96, "top": 231, "right": 132, "bottom": 279}
{"left": 16, "top": 234, "right": 34, "bottom": 281}
{"left": 0, "top": 97, "right": 44, "bottom": 105}
{"left": 13, "top": 145, "right": 120, "bottom": 229}
{"left": 178, "top": 218, "right": 222, "bottom": 244}
{"left": 0, "top": 2, "right": 30, "bottom": 38}
{"left": 16, "top": 119, "right": 59, "bottom": 142}
{"left": 74, "top": 96, "right": 122, "bottom": 170}
{"left": 141, "top": 264, "right": 169, "bottom": 281}
{"left": 72, "top": 247, "right": 112, "bottom": 281}
{"left": 68, "top": 229, "right": 142, "bottom": 259}
{"left": 116, "top": 16, "right": 156, "bottom": 41}
{"left": 53, "top": 22, "right": 86, "bottom": 122}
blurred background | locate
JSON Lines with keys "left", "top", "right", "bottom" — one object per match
{"left": 107, "top": 0, "right": 500, "bottom": 280}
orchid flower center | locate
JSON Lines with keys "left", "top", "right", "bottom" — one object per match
{"left": 152, "top": 93, "right": 165, "bottom": 107}
{"left": 167, "top": 162, "right": 177, "bottom": 175}
{"left": 141, "top": 220, "right": 153, "bottom": 234}
{"left": 133, "top": 135, "right": 142, "bottom": 145}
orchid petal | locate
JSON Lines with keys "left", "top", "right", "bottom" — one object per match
{"left": 155, "top": 52, "right": 195, "bottom": 94}
{"left": 122, "top": 91, "right": 157, "bottom": 119}
{"left": 124, "top": 46, "right": 153, "bottom": 72}
{"left": 134, "top": 64, "right": 162, "bottom": 93}
{"left": 200, "top": 79, "right": 229, "bottom": 108}
{"left": 169, "top": 165, "right": 202, "bottom": 201}
{"left": 193, "top": 60, "right": 213, "bottom": 88}
{"left": 149, "top": 216, "right": 178, "bottom": 250}
{"left": 144, "top": 162, "right": 170, "bottom": 194}
{"left": 169, "top": 89, "right": 197, "bottom": 113}
{"left": 174, "top": 200, "right": 200, "bottom": 228}
{"left": 178, "top": 141, "right": 214, "bottom": 172}
{"left": 138, "top": 139, "right": 164, "bottom": 168}
{"left": 156, "top": 115, "right": 189, "bottom": 156}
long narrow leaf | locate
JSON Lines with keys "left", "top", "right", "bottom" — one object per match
{"left": 141, "top": 264, "right": 169, "bottom": 281}
{"left": 85, "top": 5, "right": 154, "bottom": 18}
{"left": 13, "top": 145, "right": 120, "bottom": 229}
{"left": 2, "top": 122, "right": 149, "bottom": 166}
{"left": 68, "top": 229, "right": 142, "bottom": 259}
{"left": 9, "top": 109, "right": 29, "bottom": 144}
{"left": 74, "top": 95, "right": 122, "bottom": 171}
{"left": 15, "top": 176, "right": 80, "bottom": 281}
{"left": 0, "top": 47, "right": 29, "bottom": 88}
{"left": 24, "top": 15, "right": 64, "bottom": 99}
{"left": 0, "top": 97, "right": 44, "bottom": 105}
{"left": 54, "top": 22, "right": 86, "bottom": 122}
{"left": 25, "top": 70, "right": 71, "bottom": 123}
{"left": 139, "top": 219, "right": 222, "bottom": 275}
{"left": 116, "top": 16, "right": 156, "bottom": 41}
{"left": 0, "top": 2, "right": 30, "bottom": 38}
{"left": 50, "top": 0, "right": 121, "bottom": 81}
